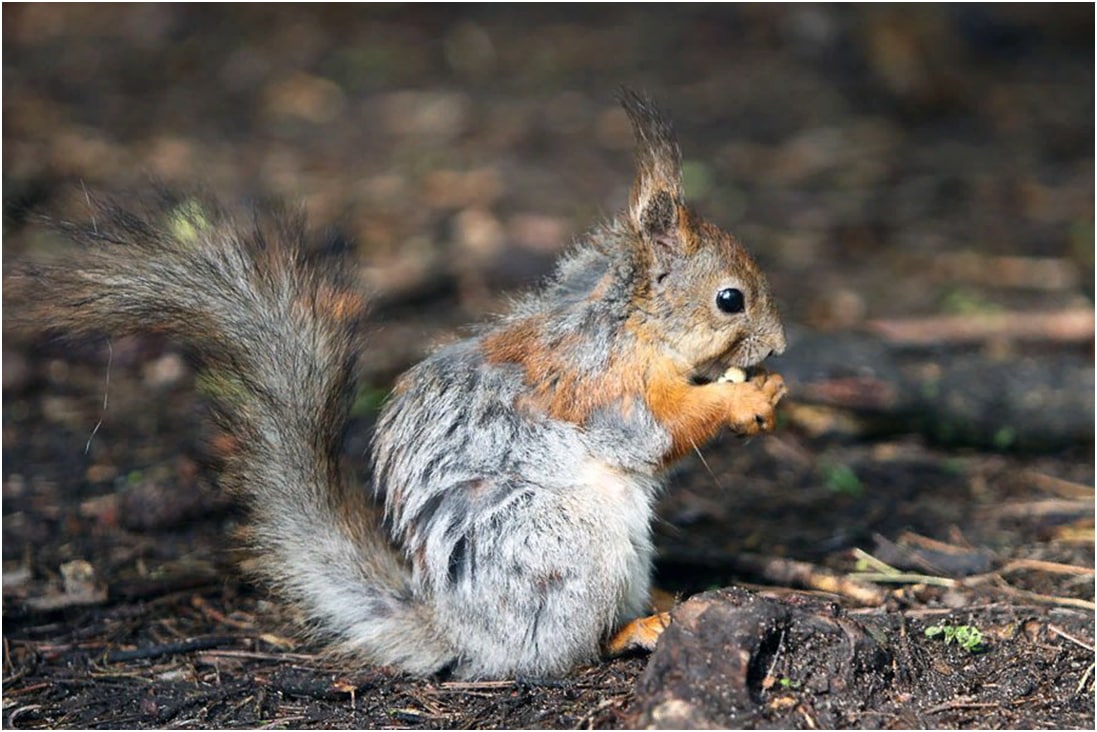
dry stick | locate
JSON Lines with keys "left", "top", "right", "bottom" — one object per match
{"left": 3, "top": 681, "right": 53, "bottom": 697}
{"left": 848, "top": 572, "right": 957, "bottom": 588}
{"left": 991, "top": 498, "right": 1094, "bottom": 519}
{"left": 1053, "top": 523, "right": 1096, "bottom": 545}
{"left": 104, "top": 635, "right": 237, "bottom": 663}
{"left": 6, "top": 705, "right": 44, "bottom": 727}
{"left": 1076, "top": 664, "right": 1095, "bottom": 695}
{"left": 1048, "top": 625, "right": 1095, "bottom": 652}
{"left": 2, "top": 636, "right": 28, "bottom": 688}
{"left": 851, "top": 548, "right": 1094, "bottom": 606}
{"left": 1000, "top": 558, "right": 1095, "bottom": 577}
{"left": 889, "top": 601, "right": 1086, "bottom": 618}
{"left": 1023, "top": 470, "right": 1095, "bottom": 500}
{"left": 190, "top": 595, "right": 257, "bottom": 629}
{"left": 259, "top": 716, "right": 308, "bottom": 728}
{"left": 197, "top": 649, "right": 321, "bottom": 663}
{"left": 897, "top": 530, "right": 981, "bottom": 555}
{"left": 867, "top": 308, "right": 1095, "bottom": 346}
{"left": 405, "top": 691, "right": 446, "bottom": 717}
{"left": 988, "top": 581, "right": 1096, "bottom": 612}
{"left": 730, "top": 553, "right": 887, "bottom": 606}
{"left": 1047, "top": 622, "right": 1097, "bottom": 696}
{"left": 850, "top": 547, "right": 958, "bottom": 587}
{"left": 924, "top": 698, "right": 1001, "bottom": 715}
{"left": 112, "top": 573, "right": 224, "bottom": 603}
{"left": 391, "top": 707, "right": 442, "bottom": 724}
{"left": 438, "top": 680, "right": 516, "bottom": 691}
{"left": 850, "top": 547, "right": 902, "bottom": 574}
{"left": 957, "top": 569, "right": 1097, "bottom": 611}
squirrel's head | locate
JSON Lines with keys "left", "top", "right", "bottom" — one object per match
{"left": 619, "top": 89, "right": 786, "bottom": 382}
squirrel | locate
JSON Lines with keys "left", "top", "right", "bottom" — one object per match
{"left": 5, "top": 90, "right": 787, "bottom": 679}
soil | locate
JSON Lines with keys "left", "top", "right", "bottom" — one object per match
{"left": 3, "top": 6, "right": 1094, "bottom": 730}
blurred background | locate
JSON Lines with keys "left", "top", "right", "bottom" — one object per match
{"left": 4, "top": 5, "right": 1093, "bottom": 335}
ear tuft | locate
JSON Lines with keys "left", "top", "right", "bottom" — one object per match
{"left": 639, "top": 190, "right": 676, "bottom": 242}
{"left": 618, "top": 88, "right": 686, "bottom": 271}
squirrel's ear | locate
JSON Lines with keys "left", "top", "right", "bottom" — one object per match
{"left": 619, "top": 88, "right": 686, "bottom": 271}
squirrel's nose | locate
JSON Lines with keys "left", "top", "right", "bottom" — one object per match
{"left": 767, "top": 326, "right": 787, "bottom": 358}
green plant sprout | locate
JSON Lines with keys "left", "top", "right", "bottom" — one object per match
{"left": 824, "top": 463, "right": 863, "bottom": 496}
{"left": 925, "top": 623, "right": 985, "bottom": 653}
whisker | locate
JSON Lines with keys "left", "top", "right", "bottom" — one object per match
{"left": 85, "top": 339, "right": 113, "bottom": 454}
{"left": 692, "top": 440, "right": 723, "bottom": 491}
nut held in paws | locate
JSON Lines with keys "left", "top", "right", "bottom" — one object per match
{"left": 718, "top": 366, "right": 748, "bottom": 384}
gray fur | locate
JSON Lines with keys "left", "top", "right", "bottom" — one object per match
{"left": 373, "top": 339, "right": 663, "bottom": 676}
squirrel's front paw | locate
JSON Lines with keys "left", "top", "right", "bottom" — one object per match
{"left": 725, "top": 371, "right": 786, "bottom": 435}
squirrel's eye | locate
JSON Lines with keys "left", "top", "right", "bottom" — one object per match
{"left": 716, "top": 287, "right": 745, "bottom": 314}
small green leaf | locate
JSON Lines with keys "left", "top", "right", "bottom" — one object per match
{"left": 824, "top": 463, "right": 863, "bottom": 497}
{"left": 992, "top": 426, "right": 1016, "bottom": 451}
{"left": 925, "top": 623, "right": 984, "bottom": 653}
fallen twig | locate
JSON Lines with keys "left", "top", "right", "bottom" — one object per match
{"left": 852, "top": 547, "right": 1095, "bottom": 609}
{"left": 847, "top": 572, "right": 957, "bottom": 587}
{"left": 1023, "top": 470, "right": 1095, "bottom": 500}
{"left": 193, "top": 649, "right": 326, "bottom": 666}
{"left": 851, "top": 547, "right": 901, "bottom": 574}
{"left": 1000, "top": 558, "right": 1095, "bottom": 577}
{"left": 1076, "top": 663, "right": 1095, "bottom": 695}
{"left": 986, "top": 580, "right": 1096, "bottom": 612}
{"left": 925, "top": 697, "right": 1002, "bottom": 715}
{"left": 105, "top": 635, "right": 237, "bottom": 663}
{"left": 991, "top": 499, "right": 1093, "bottom": 519}
{"left": 438, "top": 680, "right": 517, "bottom": 691}
{"left": 851, "top": 547, "right": 961, "bottom": 586}
{"left": 898, "top": 530, "right": 978, "bottom": 554}
{"left": 730, "top": 552, "right": 887, "bottom": 606}
{"left": 1048, "top": 625, "right": 1094, "bottom": 652}
{"left": 1051, "top": 520, "right": 1096, "bottom": 544}
{"left": 191, "top": 594, "right": 257, "bottom": 630}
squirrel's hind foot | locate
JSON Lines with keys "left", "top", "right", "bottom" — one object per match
{"left": 605, "top": 612, "right": 672, "bottom": 656}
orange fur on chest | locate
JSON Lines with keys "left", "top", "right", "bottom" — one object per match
{"left": 482, "top": 318, "right": 729, "bottom": 465}
{"left": 641, "top": 356, "right": 730, "bottom": 463}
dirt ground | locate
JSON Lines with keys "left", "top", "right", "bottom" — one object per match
{"left": 3, "top": 6, "right": 1094, "bottom": 729}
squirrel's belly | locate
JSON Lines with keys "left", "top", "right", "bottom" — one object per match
{"left": 568, "top": 458, "right": 658, "bottom": 620}
{"left": 422, "top": 456, "right": 659, "bottom": 678}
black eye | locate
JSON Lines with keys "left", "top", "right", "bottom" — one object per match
{"left": 716, "top": 287, "right": 745, "bottom": 314}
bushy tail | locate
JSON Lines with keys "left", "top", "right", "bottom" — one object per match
{"left": 5, "top": 193, "right": 453, "bottom": 673}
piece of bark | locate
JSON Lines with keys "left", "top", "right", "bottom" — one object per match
{"left": 630, "top": 588, "right": 892, "bottom": 729}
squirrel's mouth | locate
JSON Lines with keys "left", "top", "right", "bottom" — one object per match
{"left": 689, "top": 334, "right": 780, "bottom": 385}
{"left": 689, "top": 360, "right": 759, "bottom": 386}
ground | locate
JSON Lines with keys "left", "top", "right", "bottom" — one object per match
{"left": 2, "top": 6, "right": 1094, "bottom": 729}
